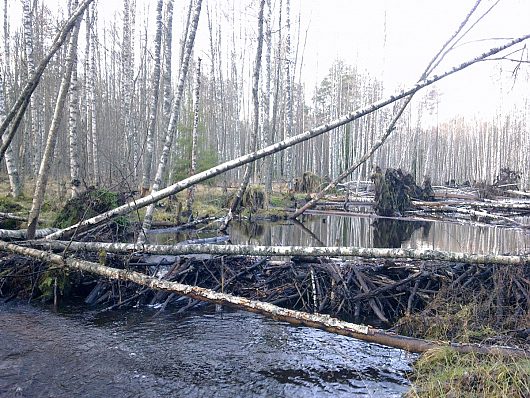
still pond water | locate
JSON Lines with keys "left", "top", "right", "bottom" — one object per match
{"left": 1, "top": 212, "right": 529, "bottom": 397}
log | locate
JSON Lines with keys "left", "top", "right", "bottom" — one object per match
{"left": 43, "top": 34, "right": 530, "bottom": 241}
{"left": 27, "top": 240, "right": 530, "bottom": 266}
{"left": 0, "top": 228, "right": 59, "bottom": 240}
{"left": 0, "top": 240, "right": 527, "bottom": 357}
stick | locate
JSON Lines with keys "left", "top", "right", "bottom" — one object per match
{"left": 0, "top": 240, "right": 527, "bottom": 357}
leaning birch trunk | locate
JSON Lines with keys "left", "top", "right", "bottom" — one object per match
{"left": 138, "top": 0, "right": 203, "bottom": 244}
{"left": 140, "top": 0, "right": 163, "bottom": 197}
{"left": 0, "top": 0, "right": 95, "bottom": 163}
{"left": 26, "top": 19, "right": 81, "bottom": 240}
{"left": 291, "top": 1, "right": 483, "bottom": 220}
{"left": 186, "top": 58, "right": 202, "bottom": 216}
{"left": 220, "top": 0, "right": 265, "bottom": 231}
{"left": 0, "top": 241, "right": 527, "bottom": 357}
{"left": 29, "top": 240, "right": 530, "bottom": 266}
{"left": 43, "top": 35, "right": 530, "bottom": 241}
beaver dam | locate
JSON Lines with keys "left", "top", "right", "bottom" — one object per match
{"left": 1, "top": 173, "right": 530, "bottom": 396}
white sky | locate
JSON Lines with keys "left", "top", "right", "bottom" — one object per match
{"left": 3, "top": 0, "right": 530, "bottom": 121}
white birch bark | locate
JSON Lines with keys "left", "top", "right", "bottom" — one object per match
{"left": 140, "top": 0, "right": 163, "bottom": 196}
{"left": 22, "top": 0, "right": 41, "bottom": 174}
{"left": 284, "top": 0, "right": 294, "bottom": 187}
{"left": 121, "top": 0, "right": 135, "bottom": 180}
{"left": 263, "top": 0, "right": 273, "bottom": 198}
{"left": 221, "top": 0, "right": 265, "bottom": 229}
{"left": 26, "top": 17, "right": 82, "bottom": 240}
{"left": 162, "top": 0, "right": 174, "bottom": 118}
{"left": 43, "top": 35, "right": 530, "bottom": 241}
{"left": 0, "top": 61, "right": 21, "bottom": 198}
{"left": 186, "top": 57, "right": 201, "bottom": 215}
{"left": 138, "top": 0, "right": 203, "bottom": 243}
{"left": 90, "top": 3, "right": 99, "bottom": 183}
{"left": 0, "top": 0, "right": 95, "bottom": 162}
{"left": 68, "top": 1, "right": 82, "bottom": 198}
{"left": 2, "top": 241, "right": 526, "bottom": 356}
{"left": 30, "top": 240, "right": 530, "bottom": 267}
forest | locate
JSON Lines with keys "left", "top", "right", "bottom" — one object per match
{"left": 0, "top": 0, "right": 529, "bottom": 397}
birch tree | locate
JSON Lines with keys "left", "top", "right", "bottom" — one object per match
{"left": 68, "top": 1, "right": 82, "bottom": 198}
{"left": 22, "top": 0, "right": 42, "bottom": 174}
{"left": 0, "top": 51, "right": 21, "bottom": 197}
{"left": 26, "top": 11, "right": 82, "bottom": 239}
{"left": 284, "top": 0, "right": 293, "bottom": 187}
{"left": 140, "top": 0, "right": 163, "bottom": 196}
{"left": 138, "top": 0, "right": 203, "bottom": 243}
{"left": 121, "top": 0, "right": 135, "bottom": 181}
{"left": 42, "top": 33, "right": 530, "bottom": 241}
{"left": 186, "top": 57, "right": 201, "bottom": 215}
{"left": 221, "top": 0, "right": 266, "bottom": 230}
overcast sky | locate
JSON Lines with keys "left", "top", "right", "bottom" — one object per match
{"left": 3, "top": 0, "right": 530, "bottom": 121}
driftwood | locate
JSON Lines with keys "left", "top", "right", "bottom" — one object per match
{"left": 41, "top": 35, "right": 530, "bottom": 241}
{"left": 26, "top": 240, "right": 530, "bottom": 266}
{"left": 0, "top": 240, "right": 527, "bottom": 357}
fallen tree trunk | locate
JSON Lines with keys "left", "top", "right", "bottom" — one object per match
{"left": 0, "top": 228, "right": 59, "bottom": 240}
{"left": 26, "top": 240, "right": 530, "bottom": 266}
{"left": 43, "top": 34, "right": 530, "bottom": 241}
{"left": 0, "top": 240, "right": 526, "bottom": 357}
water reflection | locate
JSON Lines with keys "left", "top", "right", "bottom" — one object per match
{"left": 229, "top": 213, "right": 529, "bottom": 255}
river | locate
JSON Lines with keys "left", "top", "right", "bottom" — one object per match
{"left": 0, "top": 301, "right": 413, "bottom": 397}
{"left": 2, "top": 211, "right": 528, "bottom": 397}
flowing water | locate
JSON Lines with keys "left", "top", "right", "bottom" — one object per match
{"left": 2, "top": 211, "right": 529, "bottom": 397}
{"left": 0, "top": 301, "right": 413, "bottom": 397}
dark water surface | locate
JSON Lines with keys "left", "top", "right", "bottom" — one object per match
{"left": 0, "top": 301, "right": 413, "bottom": 397}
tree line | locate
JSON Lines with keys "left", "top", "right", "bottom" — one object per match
{"left": 0, "top": 0, "right": 528, "bottom": 207}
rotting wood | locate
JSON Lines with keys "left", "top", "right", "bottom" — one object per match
{"left": 42, "top": 34, "right": 530, "bottom": 241}
{"left": 0, "top": 240, "right": 527, "bottom": 357}
{"left": 27, "top": 240, "right": 530, "bottom": 266}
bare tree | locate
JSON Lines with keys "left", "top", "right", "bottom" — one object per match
{"left": 27, "top": 10, "right": 82, "bottom": 239}
{"left": 220, "top": 0, "right": 266, "bottom": 231}
{"left": 187, "top": 57, "right": 202, "bottom": 216}
{"left": 138, "top": 0, "right": 203, "bottom": 243}
{"left": 140, "top": 0, "right": 164, "bottom": 196}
